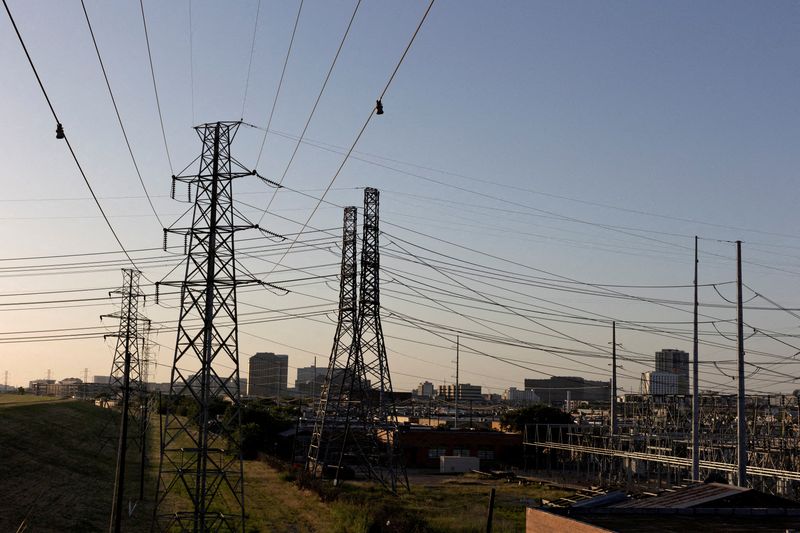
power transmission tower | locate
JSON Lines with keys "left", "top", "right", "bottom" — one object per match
{"left": 153, "top": 121, "right": 269, "bottom": 532}
{"left": 103, "top": 268, "right": 149, "bottom": 533}
{"left": 343, "top": 188, "right": 408, "bottom": 492}
{"left": 305, "top": 206, "right": 359, "bottom": 481}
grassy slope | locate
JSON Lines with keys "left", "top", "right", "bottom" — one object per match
{"left": 0, "top": 397, "right": 571, "bottom": 532}
{"left": 0, "top": 397, "right": 150, "bottom": 532}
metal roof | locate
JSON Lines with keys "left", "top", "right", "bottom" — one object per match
{"left": 612, "top": 483, "right": 748, "bottom": 509}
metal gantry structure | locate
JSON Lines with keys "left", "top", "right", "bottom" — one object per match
{"left": 103, "top": 268, "right": 149, "bottom": 533}
{"left": 153, "top": 121, "right": 265, "bottom": 532}
{"left": 525, "top": 394, "right": 800, "bottom": 498}
{"left": 305, "top": 188, "right": 408, "bottom": 493}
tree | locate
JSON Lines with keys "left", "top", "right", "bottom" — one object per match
{"left": 500, "top": 404, "right": 573, "bottom": 432}
{"left": 17, "top": 387, "right": 25, "bottom": 395}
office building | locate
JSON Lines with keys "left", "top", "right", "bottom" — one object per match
{"left": 504, "top": 387, "right": 540, "bottom": 404}
{"left": 414, "top": 381, "right": 435, "bottom": 398}
{"left": 438, "top": 383, "right": 482, "bottom": 402}
{"left": 641, "top": 371, "right": 679, "bottom": 396}
{"left": 523, "top": 376, "right": 610, "bottom": 405}
{"left": 248, "top": 352, "right": 288, "bottom": 398}
{"left": 655, "top": 348, "right": 690, "bottom": 395}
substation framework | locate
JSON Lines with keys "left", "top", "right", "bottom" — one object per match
{"left": 153, "top": 121, "right": 270, "bottom": 532}
{"left": 525, "top": 394, "right": 800, "bottom": 498}
{"left": 306, "top": 188, "right": 408, "bottom": 493}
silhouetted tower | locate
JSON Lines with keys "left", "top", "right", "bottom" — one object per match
{"left": 153, "top": 121, "right": 263, "bottom": 532}
{"left": 305, "top": 206, "right": 359, "bottom": 479}
{"left": 103, "top": 268, "right": 148, "bottom": 533}
{"left": 346, "top": 188, "right": 407, "bottom": 492}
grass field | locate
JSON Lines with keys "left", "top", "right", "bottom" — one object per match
{"left": 0, "top": 398, "right": 572, "bottom": 532}
{"left": 0, "top": 397, "right": 149, "bottom": 532}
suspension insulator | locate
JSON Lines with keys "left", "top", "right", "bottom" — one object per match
{"left": 170, "top": 178, "right": 176, "bottom": 199}
{"left": 163, "top": 229, "right": 168, "bottom": 251}
{"left": 183, "top": 234, "right": 188, "bottom": 255}
{"left": 155, "top": 282, "right": 160, "bottom": 304}
{"left": 187, "top": 183, "right": 192, "bottom": 203}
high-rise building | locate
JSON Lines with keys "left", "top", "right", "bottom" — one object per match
{"left": 248, "top": 352, "right": 288, "bottom": 398}
{"left": 655, "top": 349, "right": 689, "bottom": 395}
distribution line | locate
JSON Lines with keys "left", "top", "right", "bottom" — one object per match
{"left": 2, "top": 0, "right": 139, "bottom": 270}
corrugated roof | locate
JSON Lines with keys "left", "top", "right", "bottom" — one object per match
{"left": 612, "top": 483, "right": 748, "bottom": 509}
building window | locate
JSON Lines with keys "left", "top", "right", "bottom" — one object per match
{"left": 453, "top": 448, "right": 471, "bottom": 457}
{"left": 428, "top": 448, "right": 446, "bottom": 458}
{"left": 477, "top": 450, "right": 494, "bottom": 460}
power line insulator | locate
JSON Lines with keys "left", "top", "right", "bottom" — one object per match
{"left": 375, "top": 99, "right": 384, "bottom": 115}
{"left": 55, "top": 123, "right": 65, "bottom": 139}
{"left": 170, "top": 178, "right": 176, "bottom": 199}
{"left": 163, "top": 229, "right": 168, "bottom": 251}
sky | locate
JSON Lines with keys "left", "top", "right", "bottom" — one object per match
{"left": 1, "top": 1, "right": 799, "bottom": 397}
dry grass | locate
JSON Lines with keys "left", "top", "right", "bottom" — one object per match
{"left": 328, "top": 474, "right": 573, "bottom": 532}
{"left": 0, "top": 393, "right": 67, "bottom": 406}
{"left": 0, "top": 400, "right": 573, "bottom": 532}
{"left": 0, "top": 399, "right": 150, "bottom": 532}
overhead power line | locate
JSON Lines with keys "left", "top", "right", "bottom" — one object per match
{"left": 261, "top": 0, "right": 437, "bottom": 278}
{"left": 81, "top": 0, "right": 165, "bottom": 229}
{"left": 2, "top": 0, "right": 139, "bottom": 270}
{"left": 139, "top": 0, "right": 174, "bottom": 174}
{"left": 255, "top": 0, "right": 363, "bottom": 224}
{"left": 254, "top": 0, "right": 304, "bottom": 166}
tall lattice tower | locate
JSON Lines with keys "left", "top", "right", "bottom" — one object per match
{"left": 305, "top": 206, "right": 359, "bottom": 480}
{"left": 154, "top": 121, "right": 262, "bottom": 532}
{"left": 349, "top": 187, "right": 407, "bottom": 492}
{"left": 103, "top": 268, "right": 149, "bottom": 532}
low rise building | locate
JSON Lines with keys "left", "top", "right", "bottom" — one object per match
{"left": 640, "top": 371, "right": 678, "bottom": 396}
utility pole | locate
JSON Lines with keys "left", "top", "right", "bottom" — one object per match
{"left": 611, "top": 322, "right": 618, "bottom": 436}
{"left": 736, "top": 240, "right": 747, "bottom": 487}
{"left": 4, "top": 370, "right": 7, "bottom": 391}
{"left": 455, "top": 335, "right": 459, "bottom": 430}
{"left": 692, "top": 236, "right": 700, "bottom": 481}
{"left": 154, "top": 121, "right": 270, "bottom": 531}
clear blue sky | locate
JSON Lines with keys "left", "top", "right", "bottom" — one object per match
{"left": 1, "top": 1, "right": 798, "bottom": 396}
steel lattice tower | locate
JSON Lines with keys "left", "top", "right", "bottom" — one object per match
{"left": 103, "top": 268, "right": 149, "bottom": 532}
{"left": 305, "top": 206, "right": 359, "bottom": 480}
{"left": 153, "top": 121, "right": 261, "bottom": 532}
{"left": 349, "top": 187, "right": 408, "bottom": 492}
